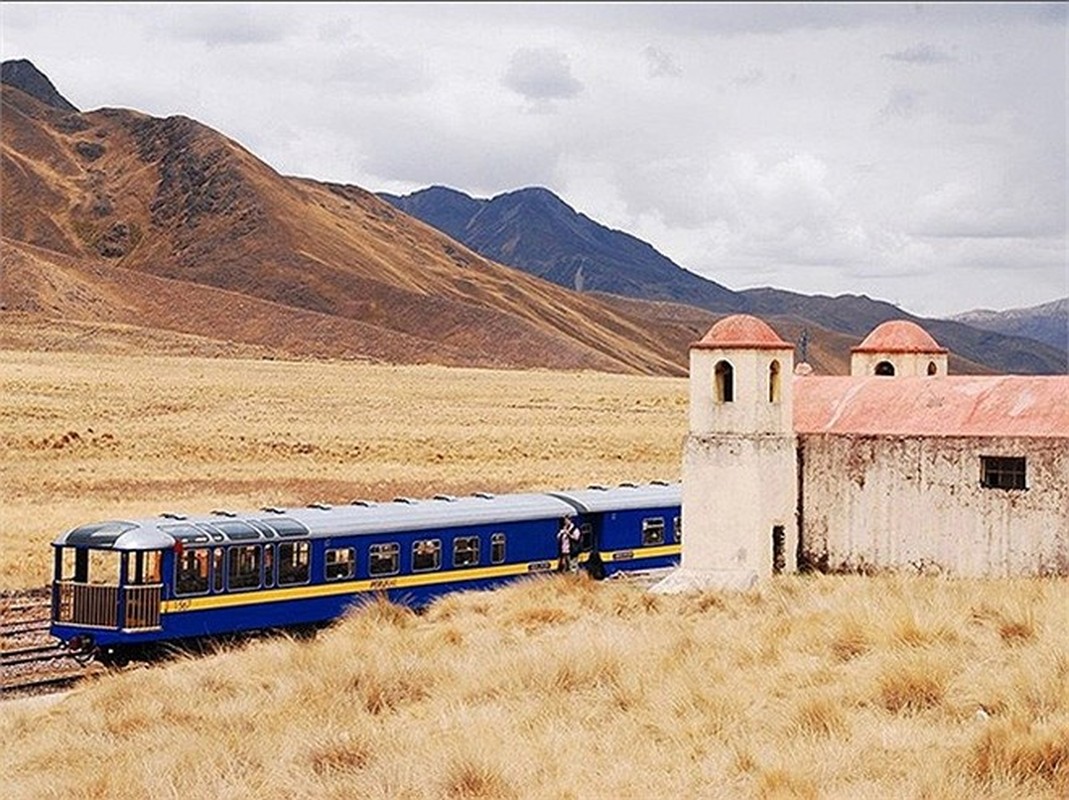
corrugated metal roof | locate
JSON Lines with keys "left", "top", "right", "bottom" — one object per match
{"left": 794, "top": 375, "right": 1069, "bottom": 438}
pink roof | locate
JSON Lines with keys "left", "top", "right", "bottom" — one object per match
{"left": 794, "top": 375, "right": 1069, "bottom": 438}
{"left": 692, "top": 314, "right": 792, "bottom": 351}
{"left": 852, "top": 320, "right": 947, "bottom": 354}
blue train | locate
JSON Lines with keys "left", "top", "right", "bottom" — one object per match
{"left": 50, "top": 481, "right": 681, "bottom": 663}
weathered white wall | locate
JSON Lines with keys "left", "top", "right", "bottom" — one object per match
{"left": 799, "top": 434, "right": 1069, "bottom": 577}
{"left": 850, "top": 351, "right": 948, "bottom": 377}
{"left": 682, "top": 434, "right": 798, "bottom": 580}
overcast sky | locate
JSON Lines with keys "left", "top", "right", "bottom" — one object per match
{"left": 2, "top": 3, "right": 1066, "bottom": 317}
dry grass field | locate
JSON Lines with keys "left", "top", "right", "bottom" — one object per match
{"left": 2, "top": 349, "right": 1066, "bottom": 799}
{"left": 2, "top": 574, "right": 1067, "bottom": 799}
{"left": 0, "top": 348, "right": 687, "bottom": 591}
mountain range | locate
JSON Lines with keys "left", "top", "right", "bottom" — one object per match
{"left": 2, "top": 58, "right": 1064, "bottom": 377}
{"left": 381, "top": 185, "right": 1067, "bottom": 375}
{"left": 948, "top": 298, "right": 1067, "bottom": 354}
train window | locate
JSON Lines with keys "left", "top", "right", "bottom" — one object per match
{"left": 325, "top": 547, "right": 355, "bottom": 581}
{"left": 674, "top": 516, "right": 682, "bottom": 544}
{"left": 262, "top": 518, "right": 310, "bottom": 538}
{"left": 412, "top": 539, "right": 441, "bottom": 572}
{"left": 641, "top": 518, "right": 665, "bottom": 546}
{"left": 56, "top": 549, "right": 121, "bottom": 585}
{"left": 263, "top": 544, "right": 274, "bottom": 587}
{"left": 175, "top": 549, "right": 210, "bottom": 595}
{"left": 160, "top": 524, "right": 210, "bottom": 544}
{"left": 490, "top": 532, "right": 506, "bottom": 565}
{"left": 369, "top": 543, "right": 400, "bottom": 576}
{"left": 453, "top": 536, "right": 480, "bottom": 568}
{"left": 278, "top": 541, "right": 310, "bottom": 585}
{"left": 247, "top": 519, "right": 276, "bottom": 537}
{"left": 195, "top": 523, "right": 226, "bottom": 543}
{"left": 212, "top": 520, "right": 262, "bottom": 541}
{"left": 212, "top": 548, "right": 224, "bottom": 592}
{"left": 126, "top": 551, "right": 162, "bottom": 584}
{"left": 227, "top": 545, "right": 262, "bottom": 591}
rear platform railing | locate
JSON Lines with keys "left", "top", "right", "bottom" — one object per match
{"left": 55, "top": 582, "right": 163, "bottom": 630}
{"left": 123, "top": 584, "right": 163, "bottom": 630}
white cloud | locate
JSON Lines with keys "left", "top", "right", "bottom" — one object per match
{"left": 1, "top": 1, "right": 1065, "bottom": 316}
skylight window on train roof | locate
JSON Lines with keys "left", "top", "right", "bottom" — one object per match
{"left": 247, "top": 519, "right": 277, "bottom": 537}
{"left": 211, "top": 520, "right": 262, "bottom": 541}
{"left": 193, "top": 523, "right": 226, "bottom": 542}
{"left": 68, "top": 520, "right": 137, "bottom": 538}
{"left": 159, "top": 523, "right": 211, "bottom": 544}
{"left": 260, "top": 518, "right": 309, "bottom": 538}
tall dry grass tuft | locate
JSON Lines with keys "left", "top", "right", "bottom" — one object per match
{"left": 875, "top": 650, "right": 952, "bottom": 714}
{"left": 755, "top": 767, "right": 820, "bottom": 800}
{"left": 966, "top": 716, "right": 1069, "bottom": 795}
{"left": 304, "top": 727, "right": 374, "bottom": 776}
{"left": 442, "top": 758, "right": 517, "bottom": 800}
{"left": 791, "top": 692, "right": 848, "bottom": 738}
{"left": 828, "top": 617, "right": 873, "bottom": 662}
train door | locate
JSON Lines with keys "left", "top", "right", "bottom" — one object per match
{"left": 576, "top": 515, "right": 606, "bottom": 580}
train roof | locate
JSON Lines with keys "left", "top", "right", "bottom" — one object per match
{"left": 53, "top": 482, "right": 681, "bottom": 551}
{"left": 549, "top": 481, "right": 680, "bottom": 512}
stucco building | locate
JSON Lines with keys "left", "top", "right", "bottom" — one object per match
{"left": 657, "top": 314, "right": 1069, "bottom": 592}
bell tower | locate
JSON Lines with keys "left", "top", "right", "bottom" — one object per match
{"left": 659, "top": 314, "right": 798, "bottom": 592}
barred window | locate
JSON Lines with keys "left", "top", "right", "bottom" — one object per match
{"left": 413, "top": 539, "right": 442, "bottom": 572}
{"left": 981, "top": 456, "right": 1027, "bottom": 490}
{"left": 325, "top": 547, "right": 355, "bottom": 581}
{"left": 370, "top": 543, "right": 400, "bottom": 576}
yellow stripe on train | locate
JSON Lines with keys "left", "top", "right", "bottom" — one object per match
{"left": 159, "top": 545, "right": 681, "bottom": 614}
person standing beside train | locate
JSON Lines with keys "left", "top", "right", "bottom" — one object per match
{"left": 557, "top": 516, "right": 581, "bottom": 573}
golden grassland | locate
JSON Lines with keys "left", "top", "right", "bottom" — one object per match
{"left": 0, "top": 348, "right": 687, "bottom": 591}
{"left": 3, "top": 575, "right": 1067, "bottom": 799}
{"left": 2, "top": 349, "right": 1067, "bottom": 798}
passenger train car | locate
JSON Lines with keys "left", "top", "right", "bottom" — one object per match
{"left": 50, "top": 481, "right": 681, "bottom": 663}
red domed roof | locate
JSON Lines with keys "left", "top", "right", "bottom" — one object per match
{"left": 692, "top": 314, "right": 792, "bottom": 350}
{"left": 851, "top": 320, "right": 947, "bottom": 354}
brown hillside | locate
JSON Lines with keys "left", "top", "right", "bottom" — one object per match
{"left": 1, "top": 84, "right": 688, "bottom": 375}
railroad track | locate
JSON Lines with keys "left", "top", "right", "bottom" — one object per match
{"left": 0, "top": 589, "right": 90, "bottom": 701}
{"left": 0, "top": 619, "right": 51, "bottom": 638}
{"left": 1, "top": 643, "right": 69, "bottom": 668}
